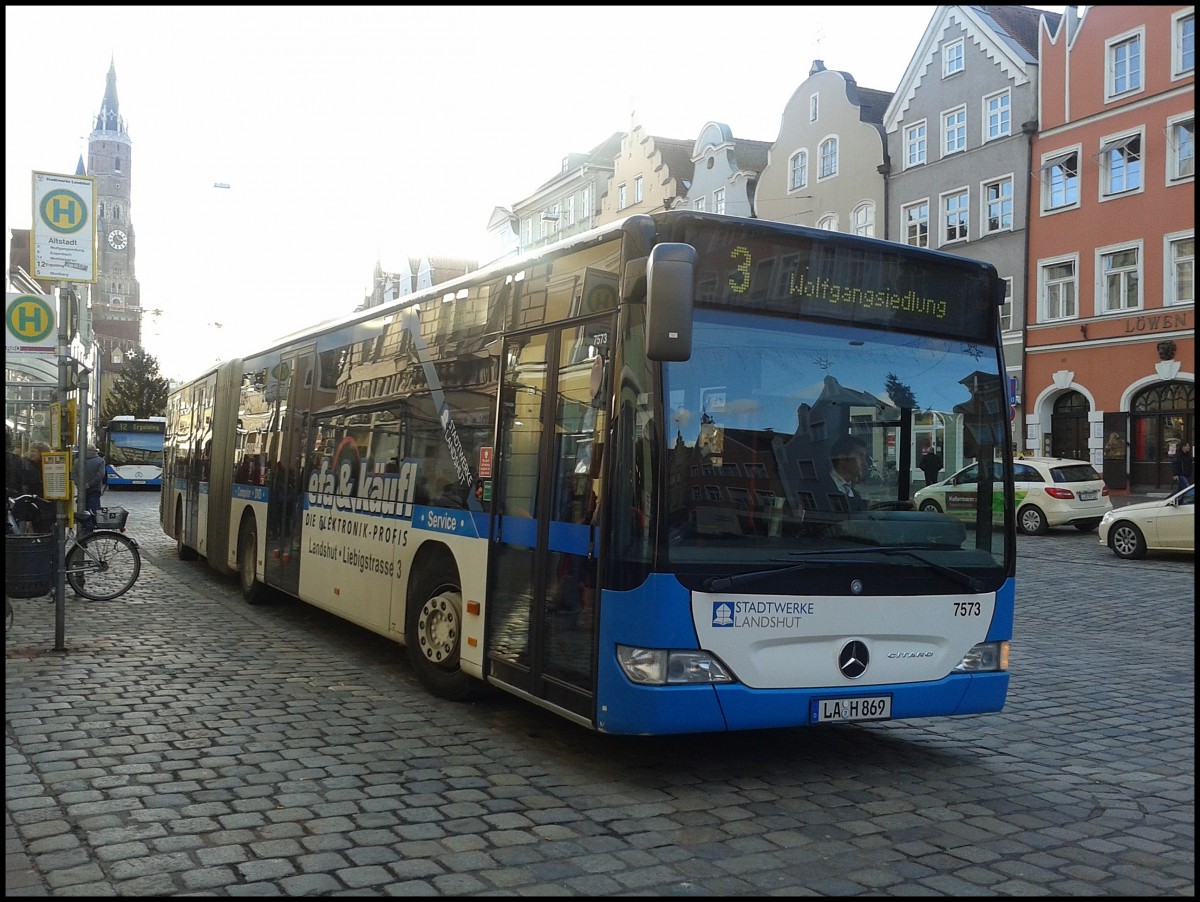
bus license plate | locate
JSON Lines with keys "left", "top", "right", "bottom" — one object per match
{"left": 812, "top": 695, "right": 892, "bottom": 723}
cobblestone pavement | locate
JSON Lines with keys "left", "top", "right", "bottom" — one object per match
{"left": 6, "top": 491, "right": 1194, "bottom": 895}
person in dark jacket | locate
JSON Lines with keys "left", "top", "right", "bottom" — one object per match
{"left": 5, "top": 427, "right": 23, "bottom": 499}
{"left": 1172, "top": 440, "right": 1192, "bottom": 492}
{"left": 23, "top": 442, "right": 49, "bottom": 499}
{"left": 82, "top": 443, "right": 107, "bottom": 535}
{"left": 919, "top": 444, "right": 943, "bottom": 486}
{"left": 812, "top": 434, "right": 870, "bottom": 513}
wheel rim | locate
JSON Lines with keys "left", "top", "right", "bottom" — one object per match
{"left": 416, "top": 589, "right": 461, "bottom": 668}
{"left": 1112, "top": 525, "right": 1138, "bottom": 556}
{"left": 1020, "top": 508, "right": 1042, "bottom": 533}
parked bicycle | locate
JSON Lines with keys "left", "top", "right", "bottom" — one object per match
{"left": 6, "top": 494, "right": 141, "bottom": 602}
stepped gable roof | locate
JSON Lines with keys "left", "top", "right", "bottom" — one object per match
{"left": 977, "top": 4, "right": 1063, "bottom": 58}
{"left": 649, "top": 135, "right": 696, "bottom": 182}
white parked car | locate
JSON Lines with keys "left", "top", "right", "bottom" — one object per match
{"left": 1098, "top": 484, "right": 1195, "bottom": 559}
{"left": 913, "top": 456, "right": 1112, "bottom": 535}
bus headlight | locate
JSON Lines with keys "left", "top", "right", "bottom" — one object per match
{"left": 616, "top": 645, "right": 735, "bottom": 685}
{"left": 952, "top": 640, "right": 1009, "bottom": 673}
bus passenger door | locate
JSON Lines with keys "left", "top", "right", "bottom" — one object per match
{"left": 264, "top": 348, "right": 315, "bottom": 597}
{"left": 488, "top": 319, "right": 611, "bottom": 721}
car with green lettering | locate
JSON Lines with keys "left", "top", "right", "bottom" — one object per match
{"left": 914, "top": 456, "right": 1111, "bottom": 535}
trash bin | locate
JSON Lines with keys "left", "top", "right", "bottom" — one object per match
{"left": 5, "top": 533, "right": 54, "bottom": 598}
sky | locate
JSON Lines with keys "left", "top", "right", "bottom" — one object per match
{"left": 6, "top": 5, "right": 1063, "bottom": 382}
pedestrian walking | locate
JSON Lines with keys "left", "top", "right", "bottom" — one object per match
{"left": 919, "top": 444, "right": 943, "bottom": 486}
{"left": 82, "top": 443, "right": 107, "bottom": 536}
{"left": 1172, "top": 440, "right": 1192, "bottom": 492}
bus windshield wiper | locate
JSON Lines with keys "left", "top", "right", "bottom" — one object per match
{"left": 703, "top": 563, "right": 814, "bottom": 592}
{"left": 853, "top": 547, "right": 985, "bottom": 593}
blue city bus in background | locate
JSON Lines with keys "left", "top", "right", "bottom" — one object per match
{"left": 102, "top": 415, "right": 167, "bottom": 488}
{"left": 163, "top": 211, "right": 1015, "bottom": 735}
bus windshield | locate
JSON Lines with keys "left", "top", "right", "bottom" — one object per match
{"left": 104, "top": 417, "right": 167, "bottom": 487}
{"left": 658, "top": 308, "right": 1008, "bottom": 576}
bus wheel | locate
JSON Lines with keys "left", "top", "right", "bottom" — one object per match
{"left": 176, "top": 506, "right": 198, "bottom": 561}
{"left": 237, "top": 520, "right": 267, "bottom": 605}
{"left": 407, "top": 571, "right": 473, "bottom": 701}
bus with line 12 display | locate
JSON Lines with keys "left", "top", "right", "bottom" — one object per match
{"left": 101, "top": 415, "right": 167, "bottom": 488}
{"left": 161, "top": 210, "right": 1015, "bottom": 735}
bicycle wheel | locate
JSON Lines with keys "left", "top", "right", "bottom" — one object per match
{"left": 66, "top": 531, "right": 142, "bottom": 601}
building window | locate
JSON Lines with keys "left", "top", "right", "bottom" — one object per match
{"left": 1040, "top": 257, "right": 1078, "bottom": 321}
{"left": 983, "top": 176, "right": 1013, "bottom": 234}
{"left": 1168, "top": 115, "right": 1195, "bottom": 182}
{"left": 1173, "top": 9, "right": 1194, "bottom": 78}
{"left": 941, "top": 188, "right": 969, "bottom": 244}
{"left": 999, "top": 277, "right": 1014, "bottom": 333}
{"left": 809, "top": 94, "right": 819, "bottom": 122}
{"left": 714, "top": 187, "right": 725, "bottom": 215}
{"left": 693, "top": 196, "right": 706, "bottom": 212}
{"left": 943, "top": 38, "right": 965, "bottom": 77}
{"left": 634, "top": 175, "right": 644, "bottom": 204}
{"left": 522, "top": 217, "right": 532, "bottom": 246}
{"left": 1040, "top": 150, "right": 1080, "bottom": 211}
{"left": 984, "top": 90, "right": 1011, "bottom": 141}
{"left": 1107, "top": 30, "right": 1144, "bottom": 99}
{"left": 567, "top": 196, "right": 575, "bottom": 226}
{"left": 818, "top": 137, "right": 838, "bottom": 179}
{"left": 905, "top": 121, "right": 927, "bottom": 168}
{"left": 114, "top": 157, "right": 122, "bottom": 174}
{"left": 1100, "top": 132, "right": 1142, "bottom": 198}
{"left": 851, "top": 202, "right": 874, "bottom": 237}
{"left": 581, "top": 188, "right": 590, "bottom": 220}
{"left": 943, "top": 107, "right": 967, "bottom": 156}
{"left": 902, "top": 200, "right": 929, "bottom": 248}
{"left": 1166, "top": 233, "right": 1194, "bottom": 307}
{"left": 789, "top": 150, "right": 808, "bottom": 190}
{"left": 1097, "top": 244, "right": 1142, "bottom": 314}
{"left": 618, "top": 183, "right": 627, "bottom": 210}
{"left": 817, "top": 214, "right": 838, "bottom": 231}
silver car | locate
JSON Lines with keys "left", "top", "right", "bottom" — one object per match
{"left": 1099, "top": 485, "right": 1195, "bottom": 559}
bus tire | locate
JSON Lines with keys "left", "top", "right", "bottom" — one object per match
{"left": 237, "top": 518, "right": 268, "bottom": 605}
{"left": 406, "top": 564, "right": 473, "bottom": 701}
{"left": 176, "top": 505, "right": 198, "bottom": 561}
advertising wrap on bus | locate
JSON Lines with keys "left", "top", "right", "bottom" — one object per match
{"left": 162, "top": 211, "right": 1014, "bottom": 735}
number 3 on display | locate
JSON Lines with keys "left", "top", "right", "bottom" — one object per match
{"left": 728, "top": 245, "right": 751, "bottom": 294}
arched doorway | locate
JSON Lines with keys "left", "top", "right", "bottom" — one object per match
{"left": 1050, "top": 391, "right": 1090, "bottom": 461}
{"left": 1130, "top": 381, "right": 1194, "bottom": 492}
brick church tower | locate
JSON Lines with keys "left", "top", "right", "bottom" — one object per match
{"left": 87, "top": 59, "right": 142, "bottom": 387}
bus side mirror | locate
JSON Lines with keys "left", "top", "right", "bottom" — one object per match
{"left": 645, "top": 242, "right": 696, "bottom": 362}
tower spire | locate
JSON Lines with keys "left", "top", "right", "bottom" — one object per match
{"left": 94, "top": 57, "right": 127, "bottom": 137}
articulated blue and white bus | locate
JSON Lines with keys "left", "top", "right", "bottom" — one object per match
{"left": 163, "top": 211, "right": 1014, "bottom": 735}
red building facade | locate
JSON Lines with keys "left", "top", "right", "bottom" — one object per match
{"left": 1027, "top": 6, "right": 1194, "bottom": 493}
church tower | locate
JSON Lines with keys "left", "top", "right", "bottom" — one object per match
{"left": 87, "top": 59, "right": 142, "bottom": 380}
